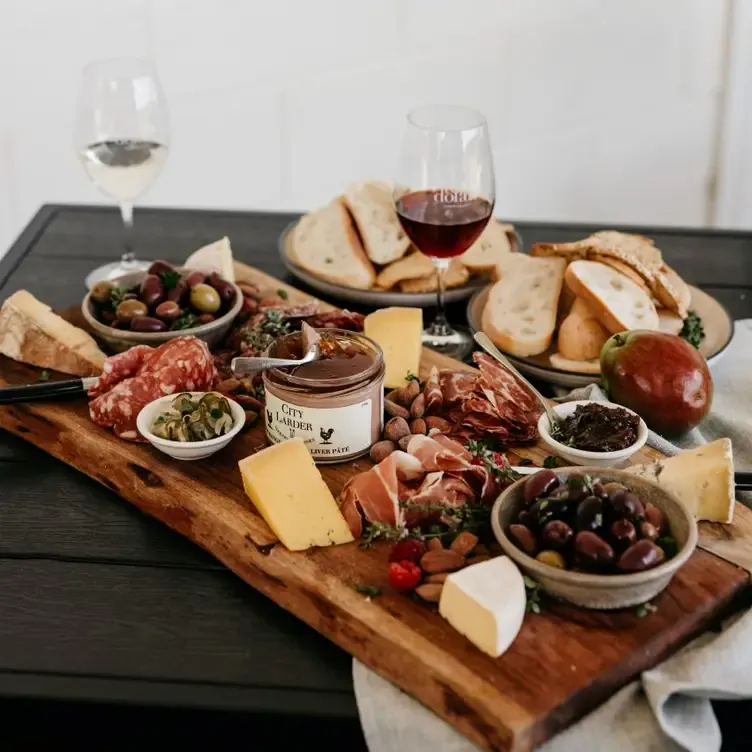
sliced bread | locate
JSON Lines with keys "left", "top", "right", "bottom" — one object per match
{"left": 344, "top": 181, "right": 410, "bottom": 265}
{"left": 289, "top": 199, "right": 375, "bottom": 289}
{"left": 399, "top": 259, "right": 469, "bottom": 293}
{"left": 652, "top": 264, "right": 690, "bottom": 317}
{"left": 564, "top": 260, "right": 659, "bottom": 334}
{"left": 481, "top": 254, "right": 566, "bottom": 357}
{"left": 657, "top": 308, "right": 684, "bottom": 335}
{"left": 375, "top": 251, "right": 434, "bottom": 289}
{"left": 460, "top": 220, "right": 515, "bottom": 272}
{"left": 0, "top": 290, "right": 106, "bottom": 376}
{"left": 549, "top": 353, "right": 601, "bottom": 375}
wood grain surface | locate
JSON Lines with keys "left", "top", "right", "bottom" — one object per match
{"left": 0, "top": 261, "right": 749, "bottom": 752}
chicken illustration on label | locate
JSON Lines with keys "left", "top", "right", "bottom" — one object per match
{"left": 264, "top": 391, "right": 372, "bottom": 462}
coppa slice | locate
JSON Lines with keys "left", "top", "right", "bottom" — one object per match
{"left": 564, "top": 260, "right": 659, "bottom": 334}
{"left": 481, "top": 254, "right": 566, "bottom": 357}
{"left": 239, "top": 437, "right": 355, "bottom": 550}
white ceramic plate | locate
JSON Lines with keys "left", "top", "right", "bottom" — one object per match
{"left": 278, "top": 219, "right": 516, "bottom": 308}
{"left": 467, "top": 285, "right": 735, "bottom": 388}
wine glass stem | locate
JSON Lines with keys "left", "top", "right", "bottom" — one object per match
{"left": 427, "top": 258, "right": 453, "bottom": 337}
{"left": 120, "top": 202, "right": 135, "bottom": 264}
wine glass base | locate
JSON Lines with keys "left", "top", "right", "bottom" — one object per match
{"left": 421, "top": 326, "right": 474, "bottom": 360}
{"left": 85, "top": 259, "right": 151, "bottom": 290}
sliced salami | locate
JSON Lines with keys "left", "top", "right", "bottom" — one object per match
{"left": 87, "top": 345, "right": 153, "bottom": 399}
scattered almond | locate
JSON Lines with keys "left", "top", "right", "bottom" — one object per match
{"left": 398, "top": 434, "right": 416, "bottom": 451}
{"left": 383, "top": 416, "right": 410, "bottom": 443}
{"left": 415, "top": 583, "right": 443, "bottom": 603}
{"left": 405, "top": 378, "right": 420, "bottom": 402}
{"left": 426, "top": 538, "right": 443, "bottom": 552}
{"left": 386, "top": 387, "right": 410, "bottom": 407}
{"left": 384, "top": 399, "right": 410, "bottom": 419}
{"left": 409, "top": 392, "right": 426, "bottom": 418}
{"left": 425, "top": 416, "right": 452, "bottom": 432}
{"left": 409, "top": 417, "right": 427, "bottom": 435}
{"left": 450, "top": 531, "right": 479, "bottom": 557}
{"left": 243, "top": 410, "right": 259, "bottom": 428}
{"left": 425, "top": 572, "right": 449, "bottom": 584}
{"left": 420, "top": 549, "right": 465, "bottom": 574}
{"left": 466, "top": 555, "right": 492, "bottom": 566}
{"left": 369, "top": 440, "right": 397, "bottom": 463}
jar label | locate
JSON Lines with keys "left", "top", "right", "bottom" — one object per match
{"left": 264, "top": 392, "right": 374, "bottom": 460}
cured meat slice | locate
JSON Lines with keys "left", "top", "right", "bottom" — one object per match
{"left": 424, "top": 367, "right": 443, "bottom": 411}
{"left": 87, "top": 345, "right": 153, "bottom": 399}
{"left": 405, "top": 434, "right": 470, "bottom": 472}
{"left": 438, "top": 370, "right": 477, "bottom": 406}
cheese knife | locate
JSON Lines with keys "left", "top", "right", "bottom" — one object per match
{"left": 0, "top": 377, "right": 98, "bottom": 404}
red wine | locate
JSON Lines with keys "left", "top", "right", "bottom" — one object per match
{"left": 395, "top": 189, "right": 493, "bottom": 259}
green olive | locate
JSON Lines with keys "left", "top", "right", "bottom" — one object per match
{"left": 91, "top": 281, "right": 114, "bottom": 304}
{"left": 115, "top": 298, "right": 149, "bottom": 323}
{"left": 190, "top": 283, "right": 221, "bottom": 314}
{"left": 536, "top": 550, "right": 567, "bottom": 569}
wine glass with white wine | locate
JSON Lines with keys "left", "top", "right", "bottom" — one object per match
{"left": 75, "top": 57, "right": 170, "bottom": 289}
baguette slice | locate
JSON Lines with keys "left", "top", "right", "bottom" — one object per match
{"left": 289, "top": 199, "right": 375, "bottom": 289}
{"left": 399, "top": 259, "right": 469, "bottom": 293}
{"left": 652, "top": 265, "right": 690, "bottom": 317}
{"left": 375, "top": 251, "right": 433, "bottom": 289}
{"left": 564, "top": 260, "right": 659, "bottom": 334}
{"left": 461, "top": 220, "right": 516, "bottom": 272}
{"left": 481, "top": 255, "right": 566, "bottom": 357}
{"left": 0, "top": 290, "right": 106, "bottom": 376}
{"left": 657, "top": 308, "right": 684, "bottom": 335}
{"left": 549, "top": 353, "right": 601, "bottom": 374}
{"left": 344, "top": 181, "right": 410, "bottom": 265}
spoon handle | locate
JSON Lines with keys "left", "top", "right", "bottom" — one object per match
{"left": 231, "top": 356, "right": 307, "bottom": 375}
{"left": 473, "top": 332, "right": 560, "bottom": 427}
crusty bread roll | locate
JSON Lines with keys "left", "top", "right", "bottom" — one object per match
{"left": 481, "top": 254, "right": 566, "bottom": 357}
{"left": 549, "top": 353, "right": 601, "bottom": 374}
{"left": 375, "top": 252, "right": 433, "bottom": 289}
{"left": 652, "top": 264, "right": 690, "bottom": 317}
{"left": 564, "top": 260, "right": 659, "bottom": 334}
{"left": 289, "top": 199, "right": 375, "bottom": 289}
{"left": 657, "top": 308, "right": 684, "bottom": 335}
{"left": 557, "top": 297, "right": 611, "bottom": 361}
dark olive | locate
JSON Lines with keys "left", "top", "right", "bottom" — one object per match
{"left": 591, "top": 482, "right": 607, "bottom": 500}
{"left": 616, "top": 539, "right": 665, "bottom": 573}
{"left": 523, "top": 469, "right": 559, "bottom": 505}
{"left": 516, "top": 509, "right": 535, "bottom": 528}
{"left": 639, "top": 521, "right": 659, "bottom": 542}
{"left": 100, "top": 310, "right": 117, "bottom": 326}
{"left": 603, "top": 482, "right": 628, "bottom": 496}
{"left": 91, "top": 280, "right": 114, "bottom": 303}
{"left": 564, "top": 475, "right": 588, "bottom": 504}
{"left": 154, "top": 300, "right": 182, "bottom": 322}
{"left": 147, "top": 260, "right": 175, "bottom": 276}
{"left": 207, "top": 272, "right": 236, "bottom": 304}
{"left": 184, "top": 270, "right": 206, "bottom": 288}
{"left": 130, "top": 316, "right": 168, "bottom": 333}
{"left": 541, "top": 520, "right": 574, "bottom": 551}
{"left": 196, "top": 313, "right": 216, "bottom": 325}
{"left": 576, "top": 496, "right": 604, "bottom": 533}
{"left": 530, "top": 497, "right": 569, "bottom": 528}
{"left": 140, "top": 274, "right": 166, "bottom": 308}
{"left": 508, "top": 524, "right": 538, "bottom": 557}
{"left": 656, "top": 536, "right": 679, "bottom": 560}
{"left": 190, "top": 283, "right": 221, "bottom": 314}
{"left": 609, "top": 491, "right": 645, "bottom": 522}
{"left": 115, "top": 298, "right": 148, "bottom": 323}
{"left": 644, "top": 503, "right": 667, "bottom": 535}
{"left": 575, "top": 531, "right": 615, "bottom": 570}
{"left": 167, "top": 279, "right": 188, "bottom": 303}
{"left": 610, "top": 519, "right": 637, "bottom": 552}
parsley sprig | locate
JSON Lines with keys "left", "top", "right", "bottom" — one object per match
{"left": 679, "top": 309, "right": 705, "bottom": 349}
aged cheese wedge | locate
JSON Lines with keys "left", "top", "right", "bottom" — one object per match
{"left": 439, "top": 556, "right": 526, "bottom": 658}
{"left": 238, "top": 438, "right": 354, "bottom": 550}
{"left": 364, "top": 307, "right": 422, "bottom": 389}
{"left": 184, "top": 236, "right": 235, "bottom": 282}
{"left": 627, "top": 439, "right": 735, "bottom": 524}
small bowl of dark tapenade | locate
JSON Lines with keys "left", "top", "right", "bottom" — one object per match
{"left": 538, "top": 400, "right": 648, "bottom": 468}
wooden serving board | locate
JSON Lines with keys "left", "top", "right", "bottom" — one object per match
{"left": 0, "top": 262, "right": 750, "bottom": 752}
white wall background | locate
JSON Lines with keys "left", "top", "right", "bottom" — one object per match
{"left": 2, "top": 0, "right": 751, "bottom": 258}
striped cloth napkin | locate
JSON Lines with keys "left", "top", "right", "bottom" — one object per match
{"left": 353, "top": 320, "right": 752, "bottom": 752}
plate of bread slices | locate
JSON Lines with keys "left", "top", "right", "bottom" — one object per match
{"left": 467, "top": 230, "right": 734, "bottom": 387}
{"left": 280, "top": 180, "right": 520, "bottom": 307}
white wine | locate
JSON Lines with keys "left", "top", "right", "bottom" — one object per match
{"left": 79, "top": 139, "right": 168, "bottom": 202}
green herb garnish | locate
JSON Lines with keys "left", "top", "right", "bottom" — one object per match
{"left": 210, "top": 408, "right": 224, "bottom": 420}
{"left": 170, "top": 311, "right": 198, "bottom": 330}
{"left": 517, "top": 457, "right": 533, "bottom": 466}
{"left": 241, "top": 309, "right": 293, "bottom": 354}
{"left": 277, "top": 288, "right": 289, "bottom": 300}
{"left": 108, "top": 285, "right": 128, "bottom": 309}
{"left": 360, "top": 521, "right": 405, "bottom": 547}
{"left": 524, "top": 576, "right": 543, "bottom": 614}
{"left": 465, "top": 439, "right": 520, "bottom": 484}
{"left": 37, "top": 369, "right": 51, "bottom": 382}
{"left": 160, "top": 270, "right": 181, "bottom": 290}
{"left": 354, "top": 584, "right": 382, "bottom": 597}
{"left": 543, "top": 455, "right": 560, "bottom": 469}
{"left": 405, "top": 371, "right": 420, "bottom": 382}
{"left": 679, "top": 309, "right": 705, "bottom": 349}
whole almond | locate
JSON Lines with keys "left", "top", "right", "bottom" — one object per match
{"left": 420, "top": 549, "right": 465, "bottom": 574}
{"left": 384, "top": 416, "right": 410, "bottom": 443}
{"left": 450, "top": 531, "right": 479, "bottom": 557}
{"left": 386, "top": 387, "right": 410, "bottom": 407}
{"left": 415, "top": 583, "right": 443, "bottom": 603}
{"left": 404, "top": 378, "right": 421, "bottom": 402}
{"left": 398, "top": 434, "right": 416, "bottom": 451}
{"left": 426, "top": 538, "right": 443, "bottom": 551}
{"left": 410, "top": 392, "right": 426, "bottom": 418}
{"left": 410, "top": 418, "right": 427, "bottom": 435}
{"left": 369, "top": 440, "right": 397, "bottom": 463}
{"left": 425, "top": 572, "right": 449, "bottom": 584}
{"left": 384, "top": 399, "right": 410, "bottom": 419}
{"left": 425, "top": 416, "right": 452, "bottom": 433}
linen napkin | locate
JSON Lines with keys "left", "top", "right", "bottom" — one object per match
{"left": 354, "top": 319, "right": 752, "bottom": 752}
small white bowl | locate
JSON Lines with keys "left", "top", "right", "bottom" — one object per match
{"left": 136, "top": 392, "right": 246, "bottom": 461}
{"left": 538, "top": 399, "right": 648, "bottom": 468}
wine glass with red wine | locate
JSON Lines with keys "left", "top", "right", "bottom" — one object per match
{"left": 395, "top": 105, "right": 495, "bottom": 358}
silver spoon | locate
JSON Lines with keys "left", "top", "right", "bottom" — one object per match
{"left": 473, "top": 332, "right": 561, "bottom": 430}
{"left": 231, "top": 322, "right": 321, "bottom": 376}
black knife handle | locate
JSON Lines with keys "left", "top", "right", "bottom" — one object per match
{"left": 0, "top": 379, "right": 86, "bottom": 405}
{"left": 735, "top": 471, "right": 752, "bottom": 492}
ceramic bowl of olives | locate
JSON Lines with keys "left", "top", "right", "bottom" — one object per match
{"left": 82, "top": 260, "right": 243, "bottom": 352}
{"left": 491, "top": 467, "right": 697, "bottom": 610}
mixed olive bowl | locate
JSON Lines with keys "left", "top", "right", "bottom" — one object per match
{"left": 82, "top": 268, "right": 243, "bottom": 353}
{"left": 491, "top": 467, "right": 697, "bottom": 610}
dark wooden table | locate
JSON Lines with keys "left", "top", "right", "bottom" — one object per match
{"left": 1, "top": 205, "right": 750, "bottom": 749}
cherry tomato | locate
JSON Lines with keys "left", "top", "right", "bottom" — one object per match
{"left": 388, "top": 538, "right": 426, "bottom": 564}
{"left": 388, "top": 560, "right": 422, "bottom": 592}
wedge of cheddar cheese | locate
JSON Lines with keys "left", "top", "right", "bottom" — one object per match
{"left": 363, "top": 307, "right": 422, "bottom": 389}
{"left": 627, "top": 439, "right": 735, "bottom": 524}
{"left": 238, "top": 438, "right": 354, "bottom": 551}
